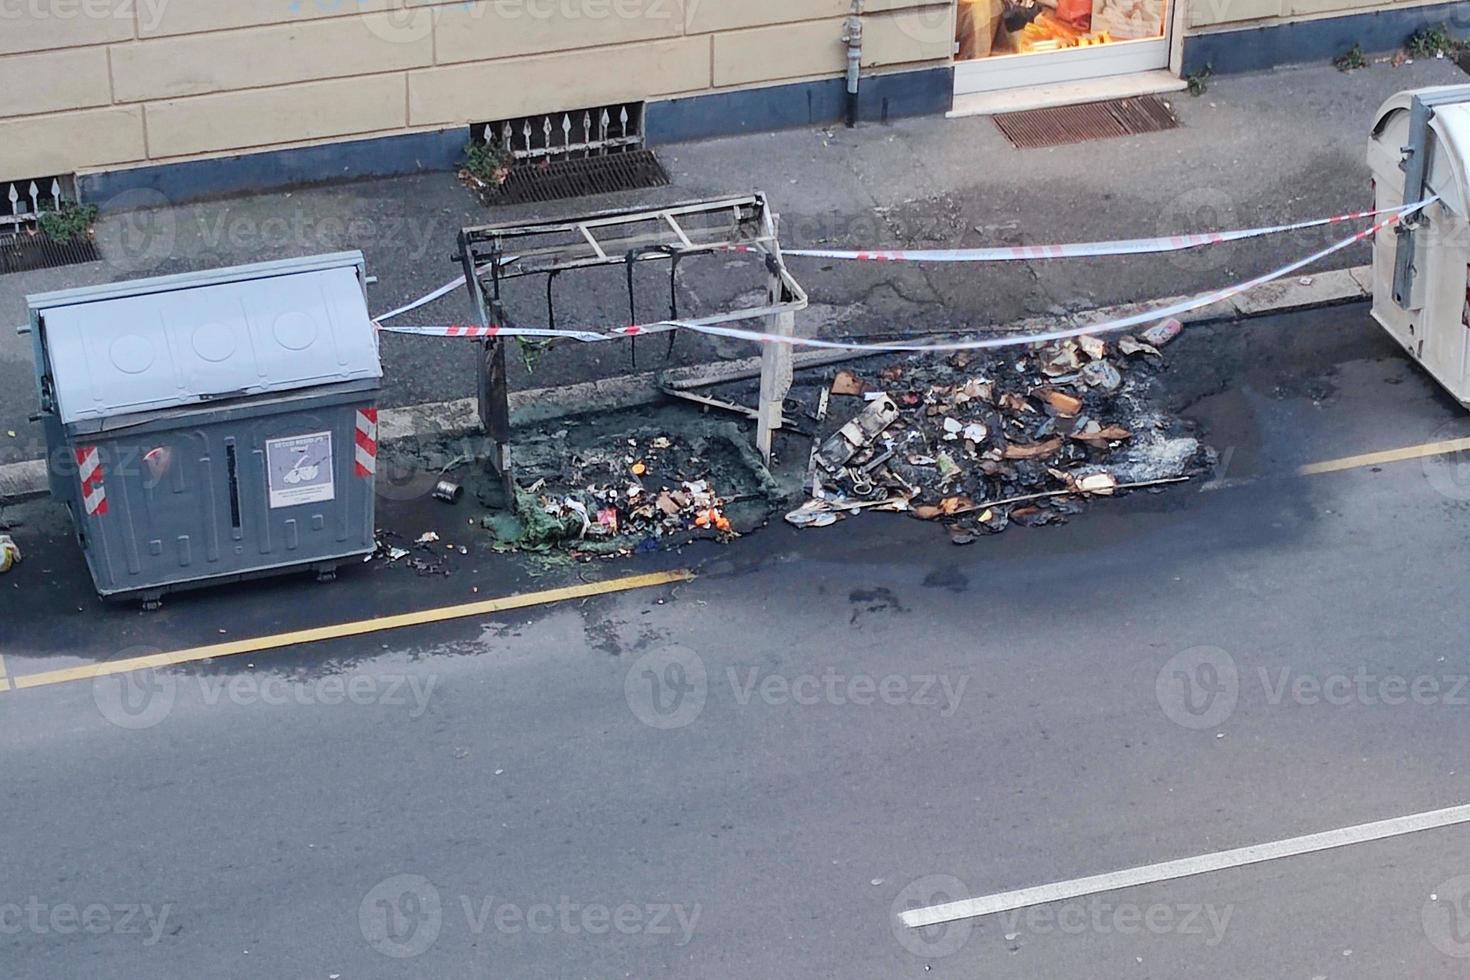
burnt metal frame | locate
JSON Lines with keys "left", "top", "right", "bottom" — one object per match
{"left": 454, "top": 194, "right": 807, "bottom": 503}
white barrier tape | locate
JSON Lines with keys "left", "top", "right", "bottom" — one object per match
{"left": 377, "top": 275, "right": 466, "bottom": 323}
{"left": 768, "top": 204, "right": 1402, "bottom": 263}
{"left": 659, "top": 202, "right": 1425, "bottom": 353}
{"left": 379, "top": 199, "right": 1429, "bottom": 353}
{"left": 375, "top": 253, "right": 526, "bottom": 323}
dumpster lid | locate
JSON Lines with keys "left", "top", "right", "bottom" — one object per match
{"left": 31, "top": 255, "right": 381, "bottom": 426}
{"left": 1372, "top": 85, "right": 1470, "bottom": 130}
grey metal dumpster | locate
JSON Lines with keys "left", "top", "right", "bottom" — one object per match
{"left": 25, "top": 252, "right": 382, "bottom": 607}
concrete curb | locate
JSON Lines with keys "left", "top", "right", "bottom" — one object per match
{"left": 0, "top": 266, "right": 1373, "bottom": 506}
{"left": 0, "top": 459, "right": 47, "bottom": 503}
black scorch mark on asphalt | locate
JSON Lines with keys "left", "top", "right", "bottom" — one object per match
{"left": 848, "top": 587, "right": 909, "bottom": 625}
{"left": 922, "top": 565, "right": 970, "bottom": 593}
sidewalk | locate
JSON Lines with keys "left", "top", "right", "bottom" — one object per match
{"left": 1, "top": 57, "right": 1463, "bottom": 478}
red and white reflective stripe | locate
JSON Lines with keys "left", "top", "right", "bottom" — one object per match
{"left": 354, "top": 408, "right": 378, "bottom": 478}
{"left": 75, "top": 446, "right": 107, "bottom": 516}
{"left": 445, "top": 324, "right": 499, "bottom": 338}
{"left": 608, "top": 323, "right": 679, "bottom": 338}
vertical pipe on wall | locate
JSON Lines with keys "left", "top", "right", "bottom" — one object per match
{"left": 843, "top": 2, "right": 864, "bottom": 128}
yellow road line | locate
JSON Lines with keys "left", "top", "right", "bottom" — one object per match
{"left": 1298, "top": 436, "right": 1470, "bottom": 477}
{"left": 0, "top": 655, "right": 9, "bottom": 693}
{"left": 9, "top": 568, "right": 693, "bottom": 693}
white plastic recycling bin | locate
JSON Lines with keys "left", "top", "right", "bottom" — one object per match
{"left": 1369, "top": 85, "right": 1470, "bottom": 405}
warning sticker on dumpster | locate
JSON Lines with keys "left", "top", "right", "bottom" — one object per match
{"left": 265, "top": 431, "right": 335, "bottom": 509}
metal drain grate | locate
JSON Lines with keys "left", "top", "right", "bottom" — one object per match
{"left": 994, "top": 95, "right": 1178, "bottom": 149}
{"left": 478, "top": 149, "right": 670, "bottom": 207}
{"left": 0, "top": 232, "right": 99, "bottom": 274}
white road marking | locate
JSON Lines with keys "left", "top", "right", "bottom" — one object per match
{"left": 901, "top": 803, "right": 1470, "bottom": 929}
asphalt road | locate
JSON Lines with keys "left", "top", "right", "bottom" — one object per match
{"left": 6, "top": 305, "right": 1470, "bottom": 978}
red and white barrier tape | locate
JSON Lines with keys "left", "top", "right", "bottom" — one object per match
{"left": 378, "top": 199, "right": 1429, "bottom": 354}
{"left": 768, "top": 205, "right": 1399, "bottom": 263}
{"left": 373, "top": 203, "right": 1403, "bottom": 327}
{"left": 381, "top": 323, "right": 611, "bottom": 341}
{"left": 378, "top": 320, "right": 702, "bottom": 341}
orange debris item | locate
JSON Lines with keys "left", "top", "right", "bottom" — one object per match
{"left": 695, "top": 509, "right": 733, "bottom": 534}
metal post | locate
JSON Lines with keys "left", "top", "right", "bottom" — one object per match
{"left": 458, "top": 232, "right": 516, "bottom": 505}
{"left": 756, "top": 217, "right": 794, "bottom": 465}
{"left": 1393, "top": 94, "right": 1434, "bottom": 309}
{"left": 478, "top": 339, "right": 513, "bottom": 501}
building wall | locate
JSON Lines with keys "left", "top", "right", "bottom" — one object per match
{"left": 1187, "top": 0, "right": 1467, "bottom": 33}
{"left": 1182, "top": 0, "right": 1470, "bottom": 75}
{"left": 6, "top": 0, "right": 1462, "bottom": 192}
{"left": 0, "top": 0, "right": 953, "bottom": 183}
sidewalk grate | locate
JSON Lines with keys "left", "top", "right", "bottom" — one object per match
{"left": 0, "top": 232, "right": 99, "bottom": 274}
{"left": 994, "top": 96, "right": 1178, "bottom": 149}
{"left": 477, "top": 149, "right": 670, "bottom": 207}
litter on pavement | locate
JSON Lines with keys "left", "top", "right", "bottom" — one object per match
{"left": 370, "top": 530, "right": 456, "bottom": 575}
{"left": 0, "top": 534, "right": 20, "bottom": 573}
{"left": 786, "top": 322, "right": 1206, "bottom": 540}
{"left": 366, "top": 307, "right": 1206, "bottom": 567}
{"left": 433, "top": 480, "right": 464, "bottom": 503}
{"left": 469, "top": 424, "right": 778, "bottom": 560}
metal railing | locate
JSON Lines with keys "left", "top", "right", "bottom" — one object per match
{"left": 474, "top": 103, "right": 645, "bottom": 163}
{"left": 2, "top": 176, "right": 67, "bottom": 230}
